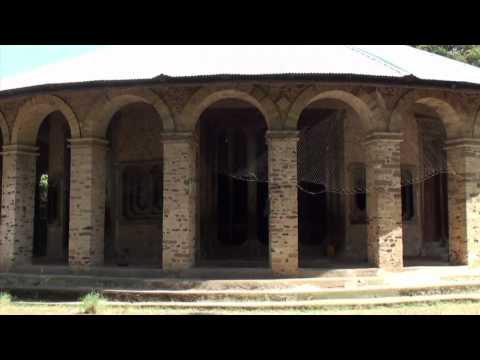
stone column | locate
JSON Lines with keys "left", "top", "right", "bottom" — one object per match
{"left": 68, "top": 138, "right": 108, "bottom": 267}
{"left": 266, "top": 130, "right": 299, "bottom": 274}
{"left": 162, "top": 132, "right": 197, "bottom": 271}
{"left": 364, "top": 132, "right": 403, "bottom": 271}
{"left": 445, "top": 138, "right": 480, "bottom": 266}
{"left": 0, "top": 145, "right": 38, "bottom": 271}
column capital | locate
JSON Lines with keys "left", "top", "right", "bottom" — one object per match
{"left": 444, "top": 138, "right": 480, "bottom": 150}
{"left": 0, "top": 144, "right": 39, "bottom": 156}
{"left": 68, "top": 137, "right": 109, "bottom": 149}
{"left": 265, "top": 130, "right": 299, "bottom": 142}
{"left": 161, "top": 131, "right": 197, "bottom": 144}
{"left": 363, "top": 132, "right": 403, "bottom": 145}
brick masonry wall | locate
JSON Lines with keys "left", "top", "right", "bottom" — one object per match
{"left": 365, "top": 133, "right": 404, "bottom": 271}
{"left": 0, "top": 146, "right": 37, "bottom": 270}
{"left": 162, "top": 132, "right": 196, "bottom": 271}
{"left": 446, "top": 139, "right": 480, "bottom": 266}
{"left": 68, "top": 139, "right": 107, "bottom": 267}
{"left": 266, "top": 131, "right": 299, "bottom": 274}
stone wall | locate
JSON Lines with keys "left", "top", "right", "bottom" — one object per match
{"left": 162, "top": 133, "right": 196, "bottom": 271}
{"left": 68, "top": 139, "right": 107, "bottom": 267}
{"left": 365, "top": 133, "right": 404, "bottom": 271}
{"left": 0, "top": 146, "right": 37, "bottom": 270}
{"left": 0, "top": 81, "right": 479, "bottom": 272}
{"left": 267, "top": 131, "right": 299, "bottom": 274}
{"left": 446, "top": 139, "right": 480, "bottom": 266}
{"left": 108, "top": 103, "right": 163, "bottom": 265}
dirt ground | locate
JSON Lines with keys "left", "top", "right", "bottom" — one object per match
{"left": 2, "top": 300, "right": 480, "bottom": 315}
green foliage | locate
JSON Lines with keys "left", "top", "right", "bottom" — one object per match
{"left": 0, "top": 292, "right": 12, "bottom": 305}
{"left": 80, "top": 291, "right": 105, "bottom": 314}
{"left": 414, "top": 45, "right": 480, "bottom": 67}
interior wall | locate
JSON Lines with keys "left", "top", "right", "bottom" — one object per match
{"left": 107, "top": 103, "right": 163, "bottom": 266}
{"left": 400, "top": 110, "right": 422, "bottom": 257}
{"left": 197, "top": 104, "right": 268, "bottom": 265}
{"left": 343, "top": 108, "right": 368, "bottom": 261}
{"left": 46, "top": 113, "right": 69, "bottom": 260}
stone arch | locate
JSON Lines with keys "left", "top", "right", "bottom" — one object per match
{"left": 87, "top": 88, "right": 175, "bottom": 138}
{"left": 0, "top": 110, "right": 10, "bottom": 145}
{"left": 472, "top": 103, "right": 480, "bottom": 138}
{"left": 286, "top": 87, "right": 376, "bottom": 132}
{"left": 389, "top": 90, "right": 463, "bottom": 139}
{"left": 181, "top": 86, "right": 280, "bottom": 131}
{"left": 12, "top": 95, "right": 81, "bottom": 145}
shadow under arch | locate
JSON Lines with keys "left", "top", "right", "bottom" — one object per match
{"left": 391, "top": 96, "right": 452, "bottom": 265}
{"left": 12, "top": 95, "right": 81, "bottom": 145}
{"left": 182, "top": 87, "right": 280, "bottom": 131}
{"left": 87, "top": 90, "right": 175, "bottom": 139}
{"left": 194, "top": 97, "right": 270, "bottom": 267}
{"left": 389, "top": 93, "right": 462, "bottom": 139}
{"left": 0, "top": 110, "right": 11, "bottom": 145}
{"left": 286, "top": 88, "right": 375, "bottom": 132}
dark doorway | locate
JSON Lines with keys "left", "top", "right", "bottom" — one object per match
{"left": 417, "top": 115, "right": 449, "bottom": 259}
{"left": 104, "top": 103, "right": 164, "bottom": 267}
{"left": 32, "top": 112, "right": 71, "bottom": 264}
{"left": 297, "top": 107, "right": 346, "bottom": 267}
{"left": 197, "top": 100, "right": 269, "bottom": 267}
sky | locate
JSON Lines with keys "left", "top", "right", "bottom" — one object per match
{"left": 0, "top": 45, "right": 105, "bottom": 78}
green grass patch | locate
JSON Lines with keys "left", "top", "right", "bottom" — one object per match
{"left": 79, "top": 291, "right": 106, "bottom": 314}
{"left": 0, "top": 292, "right": 12, "bottom": 305}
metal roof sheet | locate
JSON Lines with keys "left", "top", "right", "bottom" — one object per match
{"left": 1, "top": 45, "right": 480, "bottom": 92}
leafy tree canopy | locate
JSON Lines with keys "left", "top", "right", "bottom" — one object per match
{"left": 414, "top": 45, "right": 480, "bottom": 67}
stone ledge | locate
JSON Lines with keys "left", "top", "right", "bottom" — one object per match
{"left": 444, "top": 138, "right": 480, "bottom": 150}
{"left": 68, "top": 137, "right": 109, "bottom": 148}
{"left": 0, "top": 144, "right": 39, "bottom": 156}
{"left": 161, "top": 132, "right": 195, "bottom": 143}
{"left": 363, "top": 132, "right": 404, "bottom": 145}
{"left": 265, "top": 130, "right": 299, "bottom": 140}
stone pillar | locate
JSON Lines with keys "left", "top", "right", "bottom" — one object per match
{"left": 162, "top": 132, "right": 197, "bottom": 271}
{"left": 266, "top": 130, "right": 299, "bottom": 274}
{"left": 68, "top": 138, "right": 108, "bottom": 267}
{"left": 0, "top": 145, "right": 38, "bottom": 271}
{"left": 364, "top": 132, "right": 403, "bottom": 271}
{"left": 445, "top": 138, "right": 480, "bottom": 266}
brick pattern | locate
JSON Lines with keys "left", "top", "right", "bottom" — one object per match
{"left": 162, "top": 132, "right": 197, "bottom": 271}
{"left": 364, "top": 133, "right": 404, "bottom": 271}
{"left": 0, "top": 145, "right": 37, "bottom": 270}
{"left": 266, "top": 131, "right": 299, "bottom": 274}
{"left": 68, "top": 138, "right": 108, "bottom": 267}
{"left": 446, "top": 139, "right": 480, "bottom": 266}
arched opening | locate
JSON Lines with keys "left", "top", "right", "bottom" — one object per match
{"left": 401, "top": 103, "right": 449, "bottom": 264}
{"left": 297, "top": 98, "right": 368, "bottom": 268}
{"left": 196, "top": 98, "right": 269, "bottom": 267}
{"left": 104, "top": 102, "right": 164, "bottom": 267}
{"left": 32, "top": 111, "right": 71, "bottom": 264}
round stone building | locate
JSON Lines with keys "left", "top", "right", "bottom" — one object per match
{"left": 1, "top": 45, "right": 480, "bottom": 275}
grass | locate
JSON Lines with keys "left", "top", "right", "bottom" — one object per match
{"left": 79, "top": 291, "right": 106, "bottom": 314}
{"left": 2, "top": 297, "right": 480, "bottom": 315}
{"left": 0, "top": 292, "right": 12, "bottom": 306}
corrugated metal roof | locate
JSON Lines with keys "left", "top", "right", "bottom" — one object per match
{"left": 1, "top": 45, "right": 480, "bottom": 93}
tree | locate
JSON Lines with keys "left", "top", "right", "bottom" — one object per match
{"left": 414, "top": 45, "right": 480, "bottom": 67}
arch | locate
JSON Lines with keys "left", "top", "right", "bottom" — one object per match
{"left": 0, "top": 110, "right": 10, "bottom": 145}
{"left": 181, "top": 87, "right": 280, "bottom": 131}
{"left": 472, "top": 103, "right": 480, "bottom": 138}
{"left": 389, "top": 91, "right": 463, "bottom": 139}
{"left": 12, "top": 95, "right": 81, "bottom": 145}
{"left": 87, "top": 88, "right": 175, "bottom": 138}
{"left": 286, "top": 87, "right": 375, "bottom": 131}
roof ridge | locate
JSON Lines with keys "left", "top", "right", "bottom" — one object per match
{"left": 345, "top": 45, "right": 412, "bottom": 77}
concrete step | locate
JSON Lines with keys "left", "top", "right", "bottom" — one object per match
{"left": 3, "top": 278, "right": 480, "bottom": 302}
